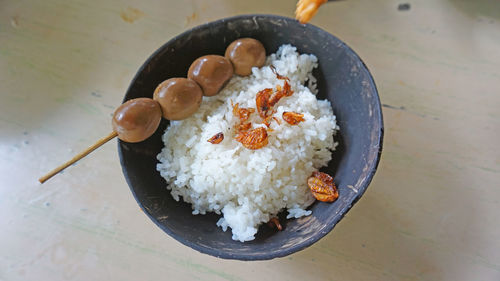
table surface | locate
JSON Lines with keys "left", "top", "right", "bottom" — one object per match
{"left": 1, "top": 0, "right": 500, "bottom": 280}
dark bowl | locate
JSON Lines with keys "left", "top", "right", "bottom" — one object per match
{"left": 118, "top": 14, "right": 383, "bottom": 260}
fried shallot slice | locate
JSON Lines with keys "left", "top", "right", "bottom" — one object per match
{"left": 255, "top": 88, "right": 273, "bottom": 118}
{"left": 282, "top": 111, "right": 305, "bottom": 125}
{"left": 267, "top": 67, "right": 293, "bottom": 106}
{"left": 235, "top": 127, "right": 268, "bottom": 150}
{"left": 207, "top": 132, "right": 224, "bottom": 144}
{"left": 307, "top": 171, "right": 338, "bottom": 202}
{"left": 232, "top": 102, "right": 255, "bottom": 122}
{"left": 236, "top": 122, "right": 252, "bottom": 132}
{"left": 267, "top": 217, "right": 283, "bottom": 231}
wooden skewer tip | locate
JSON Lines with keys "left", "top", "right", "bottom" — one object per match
{"left": 38, "top": 131, "right": 118, "bottom": 184}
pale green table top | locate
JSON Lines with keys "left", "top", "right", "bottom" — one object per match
{"left": 1, "top": 0, "right": 500, "bottom": 280}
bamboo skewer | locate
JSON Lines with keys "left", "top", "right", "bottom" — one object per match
{"left": 38, "top": 131, "right": 118, "bottom": 184}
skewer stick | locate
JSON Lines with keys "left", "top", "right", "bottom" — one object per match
{"left": 38, "top": 131, "right": 118, "bottom": 184}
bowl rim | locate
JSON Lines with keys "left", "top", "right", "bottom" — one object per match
{"left": 119, "top": 13, "right": 384, "bottom": 260}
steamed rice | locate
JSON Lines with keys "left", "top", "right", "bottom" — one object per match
{"left": 156, "top": 45, "right": 338, "bottom": 242}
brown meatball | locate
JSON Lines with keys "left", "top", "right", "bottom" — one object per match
{"left": 225, "top": 38, "right": 266, "bottom": 76}
{"left": 153, "top": 78, "right": 203, "bottom": 120}
{"left": 188, "top": 55, "right": 234, "bottom": 96}
{"left": 112, "top": 98, "right": 162, "bottom": 143}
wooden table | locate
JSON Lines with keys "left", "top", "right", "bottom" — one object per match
{"left": 1, "top": 0, "right": 499, "bottom": 280}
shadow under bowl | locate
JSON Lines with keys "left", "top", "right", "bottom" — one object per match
{"left": 118, "top": 14, "right": 383, "bottom": 260}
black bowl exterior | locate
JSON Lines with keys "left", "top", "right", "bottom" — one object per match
{"left": 119, "top": 14, "right": 383, "bottom": 260}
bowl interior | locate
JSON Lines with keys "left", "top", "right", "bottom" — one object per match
{"left": 119, "top": 15, "right": 383, "bottom": 260}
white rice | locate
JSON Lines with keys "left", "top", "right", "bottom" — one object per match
{"left": 156, "top": 45, "right": 338, "bottom": 242}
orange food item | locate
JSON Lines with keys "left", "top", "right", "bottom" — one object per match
{"left": 232, "top": 101, "right": 255, "bottom": 133}
{"left": 307, "top": 171, "right": 339, "bottom": 202}
{"left": 295, "top": 0, "right": 327, "bottom": 24}
{"left": 267, "top": 217, "right": 283, "bottom": 231}
{"left": 268, "top": 67, "right": 293, "bottom": 106}
{"left": 267, "top": 92, "right": 285, "bottom": 107}
{"left": 237, "top": 122, "right": 252, "bottom": 132}
{"left": 255, "top": 68, "right": 293, "bottom": 120}
{"left": 255, "top": 88, "right": 273, "bottom": 118}
{"left": 235, "top": 127, "right": 268, "bottom": 150}
{"left": 207, "top": 132, "right": 224, "bottom": 144}
{"left": 282, "top": 111, "right": 305, "bottom": 125}
{"left": 282, "top": 80, "right": 293, "bottom": 97}
{"left": 232, "top": 102, "right": 255, "bottom": 122}
{"left": 268, "top": 85, "right": 287, "bottom": 107}
{"left": 261, "top": 111, "right": 278, "bottom": 128}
